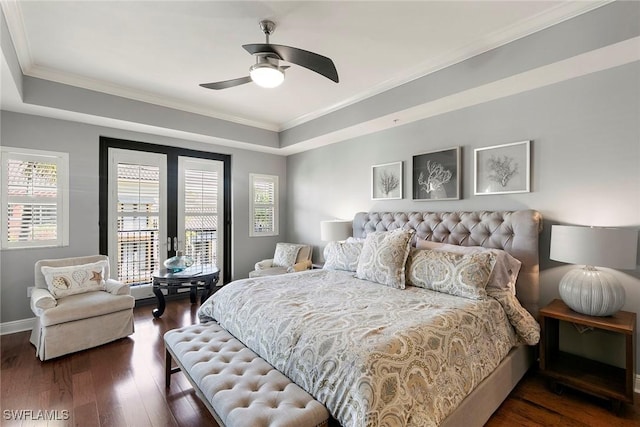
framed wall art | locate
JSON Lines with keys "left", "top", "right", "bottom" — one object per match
{"left": 412, "top": 147, "right": 460, "bottom": 201}
{"left": 474, "top": 140, "right": 530, "bottom": 195}
{"left": 371, "top": 161, "right": 403, "bottom": 200}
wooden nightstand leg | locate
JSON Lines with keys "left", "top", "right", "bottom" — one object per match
{"left": 611, "top": 399, "right": 621, "bottom": 415}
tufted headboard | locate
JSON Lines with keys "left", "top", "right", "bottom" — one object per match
{"left": 353, "top": 210, "right": 543, "bottom": 316}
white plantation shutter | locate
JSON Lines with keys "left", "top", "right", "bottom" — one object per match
{"left": 1, "top": 147, "right": 69, "bottom": 249}
{"left": 250, "top": 174, "right": 278, "bottom": 237}
{"left": 115, "top": 162, "right": 162, "bottom": 285}
{"left": 182, "top": 166, "right": 218, "bottom": 266}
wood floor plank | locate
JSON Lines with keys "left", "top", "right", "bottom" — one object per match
{"left": 1, "top": 297, "right": 637, "bottom": 427}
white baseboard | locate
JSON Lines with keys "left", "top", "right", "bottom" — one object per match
{"left": 0, "top": 317, "right": 35, "bottom": 335}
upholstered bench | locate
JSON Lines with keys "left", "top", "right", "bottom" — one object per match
{"left": 164, "top": 323, "right": 330, "bottom": 427}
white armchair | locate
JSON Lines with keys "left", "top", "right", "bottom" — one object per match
{"left": 249, "top": 243, "right": 313, "bottom": 278}
{"left": 30, "top": 255, "right": 135, "bottom": 361}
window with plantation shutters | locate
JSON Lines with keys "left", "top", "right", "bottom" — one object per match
{"left": 1, "top": 147, "right": 69, "bottom": 249}
{"left": 250, "top": 174, "right": 278, "bottom": 237}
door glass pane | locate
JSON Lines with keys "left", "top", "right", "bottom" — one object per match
{"left": 116, "top": 163, "right": 160, "bottom": 285}
{"left": 182, "top": 167, "right": 218, "bottom": 268}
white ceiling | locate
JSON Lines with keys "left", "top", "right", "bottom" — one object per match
{"left": 1, "top": 1, "right": 610, "bottom": 134}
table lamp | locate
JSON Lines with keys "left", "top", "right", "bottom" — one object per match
{"left": 550, "top": 225, "right": 638, "bottom": 316}
{"left": 320, "top": 220, "right": 352, "bottom": 242}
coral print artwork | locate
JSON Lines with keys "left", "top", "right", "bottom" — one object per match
{"left": 372, "top": 161, "right": 403, "bottom": 200}
{"left": 474, "top": 141, "right": 531, "bottom": 195}
{"left": 412, "top": 147, "right": 460, "bottom": 201}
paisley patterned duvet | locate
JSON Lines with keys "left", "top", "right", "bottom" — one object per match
{"left": 198, "top": 269, "right": 539, "bottom": 427}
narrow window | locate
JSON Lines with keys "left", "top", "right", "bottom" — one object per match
{"left": 0, "top": 147, "right": 69, "bottom": 249}
{"left": 249, "top": 174, "right": 278, "bottom": 237}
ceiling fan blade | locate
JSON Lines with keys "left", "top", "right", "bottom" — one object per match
{"left": 200, "top": 76, "right": 252, "bottom": 90}
{"left": 243, "top": 44, "right": 339, "bottom": 83}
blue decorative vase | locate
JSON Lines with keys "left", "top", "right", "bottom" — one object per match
{"left": 164, "top": 252, "right": 194, "bottom": 273}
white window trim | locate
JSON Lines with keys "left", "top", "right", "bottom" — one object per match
{"left": 0, "top": 146, "right": 69, "bottom": 250}
{"left": 249, "top": 173, "right": 279, "bottom": 237}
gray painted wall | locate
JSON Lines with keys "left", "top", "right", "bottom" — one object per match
{"left": 0, "top": 110, "right": 287, "bottom": 323}
{"left": 286, "top": 61, "right": 640, "bottom": 370}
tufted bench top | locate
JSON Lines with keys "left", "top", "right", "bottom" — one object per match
{"left": 164, "top": 322, "right": 329, "bottom": 427}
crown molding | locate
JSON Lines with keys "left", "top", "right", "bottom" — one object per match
{"left": 1, "top": 0, "right": 33, "bottom": 73}
{"left": 24, "top": 63, "right": 280, "bottom": 131}
{"left": 0, "top": 0, "right": 617, "bottom": 134}
{"left": 1, "top": 1, "right": 279, "bottom": 132}
{"left": 279, "top": 0, "right": 613, "bottom": 131}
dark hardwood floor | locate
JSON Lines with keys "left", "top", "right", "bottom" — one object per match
{"left": 1, "top": 298, "right": 638, "bottom": 426}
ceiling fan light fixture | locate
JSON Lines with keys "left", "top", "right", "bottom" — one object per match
{"left": 249, "top": 63, "right": 285, "bottom": 88}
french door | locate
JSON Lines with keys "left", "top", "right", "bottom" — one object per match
{"left": 99, "top": 138, "right": 231, "bottom": 295}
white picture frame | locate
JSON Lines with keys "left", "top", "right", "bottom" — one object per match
{"left": 474, "top": 140, "right": 531, "bottom": 195}
{"left": 371, "top": 161, "right": 403, "bottom": 200}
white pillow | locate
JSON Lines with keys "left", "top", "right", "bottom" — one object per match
{"left": 323, "top": 241, "right": 363, "bottom": 272}
{"left": 415, "top": 240, "right": 521, "bottom": 294}
{"left": 41, "top": 260, "right": 108, "bottom": 299}
{"left": 272, "top": 243, "right": 304, "bottom": 268}
{"left": 355, "top": 229, "right": 414, "bottom": 289}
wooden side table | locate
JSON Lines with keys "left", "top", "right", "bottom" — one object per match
{"left": 151, "top": 265, "right": 220, "bottom": 318}
{"left": 539, "top": 299, "right": 636, "bottom": 411}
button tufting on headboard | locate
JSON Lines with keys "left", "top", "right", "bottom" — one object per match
{"left": 352, "top": 210, "right": 543, "bottom": 316}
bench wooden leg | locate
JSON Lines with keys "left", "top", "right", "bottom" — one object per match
{"left": 165, "top": 348, "right": 172, "bottom": 388}
{"left": 165, "top": 347, "right": 182, "bottom": 388}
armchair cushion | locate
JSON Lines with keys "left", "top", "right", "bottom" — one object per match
{"left": 38, "top": 291, "right": 135, "bottom": 327}
{"left": 41, "top": 260, "right": 108, "bottom": 299}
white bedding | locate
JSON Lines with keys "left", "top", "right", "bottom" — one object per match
{"left": 198, "top": 269, "right": 539, "bottom": 426}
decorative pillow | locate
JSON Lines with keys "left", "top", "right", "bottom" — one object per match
{"left": 323, "top": 241, "right": 363, "bottom": 272}
{"left": 415, "top": 240, "right": 521, "bottom": 294}
{"left": 406, "top": 249, "right": 496, "bottom": 299}
{"left": 346, "top": 237, "right": 365, "bottom": 243}
{"left": 41, "top": 260, "right": 108, "bottom": 299}
{"left": 355, "top": 229, "right": 414, "bottom": 289}
{"left": 272, "top": 243, "right": 304, "bottom": 268}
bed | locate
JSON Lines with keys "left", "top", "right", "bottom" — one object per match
{"left": 197, "top": 210, "right": 543, "bottom": 426}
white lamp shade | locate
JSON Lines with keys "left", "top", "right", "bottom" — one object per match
{"left": 320, "top": 220, "right": 352, "bottom": 242}
{"left": 550, "top": 225, "right": 637, "bottom": 269}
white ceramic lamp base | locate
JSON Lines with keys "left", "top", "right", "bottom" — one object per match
{"left": 558, "top": 266, "right": 625, "bottom": 317}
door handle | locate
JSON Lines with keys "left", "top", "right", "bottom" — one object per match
{"left": 173, "top": 237, "right": 178, "bottom": 252}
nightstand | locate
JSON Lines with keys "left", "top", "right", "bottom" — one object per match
{"left": 539, "top": 299, "right": 636, "bottom": 411}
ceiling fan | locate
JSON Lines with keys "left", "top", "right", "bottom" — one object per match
{"left": 199, "top": 20, "right": 339, "bottom": 90}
